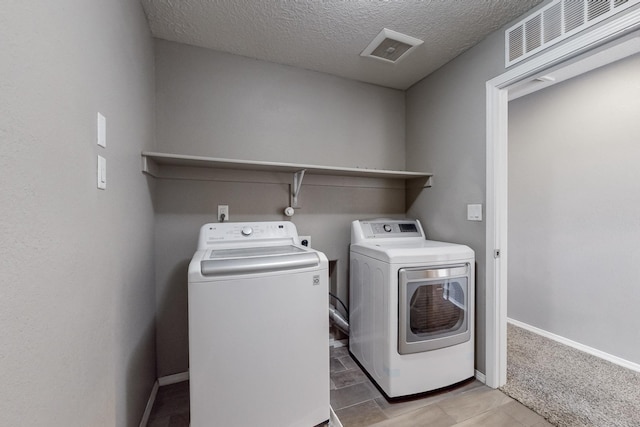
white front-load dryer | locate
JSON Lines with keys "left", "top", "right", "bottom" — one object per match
{"left": 349, "top": 219, "right": 475, "bottom": 398}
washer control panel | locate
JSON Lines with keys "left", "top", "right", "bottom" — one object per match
{"left": 197, "top": 221, "right": 299, "bottom": 249}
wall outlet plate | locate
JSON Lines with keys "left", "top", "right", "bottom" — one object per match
{"left": 217, "top": 205, "right": 229, "bottom": 222}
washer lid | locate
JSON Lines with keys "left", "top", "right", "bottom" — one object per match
{"left": 209, "top": 245, "right": 307, "bottom": 258}
{"left": 351, "top": 240, "right": 474, "bottom": 264}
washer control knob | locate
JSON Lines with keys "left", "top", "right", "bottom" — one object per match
{"left": 383, "top": 224, "right": 392, "bottom": 232}
{"left": 241, "top": 226, "right": 253, "bottom": 236}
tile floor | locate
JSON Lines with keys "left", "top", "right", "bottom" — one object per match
{"left": 329, "top": 346, "right": 553, "bottom": 427}
{"left": 147, "top": 381, "right": 189, "bottom": 427}
{"left": 146, "top": 346, "right": 554, "bottom": 427}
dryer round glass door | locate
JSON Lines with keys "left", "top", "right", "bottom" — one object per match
{"left": 398, "top": 264, "right": 471, "bottom": 355}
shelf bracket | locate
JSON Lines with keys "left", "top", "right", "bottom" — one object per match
{"left": 141, "top": 155, "right": 160, "bottom": 177}
{"left": 291, "top": 169, "right": 306, "bottom": 208}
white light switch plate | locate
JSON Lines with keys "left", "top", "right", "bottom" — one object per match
{"left": 467, "top": 204, "right": 482, "bottom": 221}
{"left": 97, "top": 113, "right": 106, "bottom": 148}
{"left": 97, "top": 155, "right": 106, "bottom": 190}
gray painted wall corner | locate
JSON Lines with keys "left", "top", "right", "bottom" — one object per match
{"left": 404, "top": 28, "right": 507, "bottom": 374}
{"left": 1, "top": 1, "right": 157, "bottom": 425}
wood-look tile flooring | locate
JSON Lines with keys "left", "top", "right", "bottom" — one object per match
{"left": 146, "top": 346, "right": 553, "bottom": 426}
{"left": 147, "top": 380, "right": 189, "bottom": 427}
{"left": 329, "top": 346, "right": 553, "bottom": 427}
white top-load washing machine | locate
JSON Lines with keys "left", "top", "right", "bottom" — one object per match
{"left": 188, "top": 221, "right": 329, "bottom": 427}
{"left": 350, "top": 219, "right": 475, "bottom": 398}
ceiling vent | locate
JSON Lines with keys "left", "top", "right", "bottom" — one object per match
{"left": 506, "top": 0, "right": 640, "bottom": 67}
{"left": 361, "top": 28, "right": 424, "bottom": 63}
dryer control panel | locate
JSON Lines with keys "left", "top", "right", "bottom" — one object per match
{"left": 352, "top": 219, "right": 425, "bottom": 242}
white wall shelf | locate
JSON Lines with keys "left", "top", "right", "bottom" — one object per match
{"left": 142, "top": 151, "right": 430, "bottom": 180}
{"left": 141, "top": 151, "right": 433, "bottom": 186}
{"left": 141, "top": 152, "right": 432, "bottom": 209}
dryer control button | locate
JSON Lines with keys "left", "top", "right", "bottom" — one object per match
{"left": 383, "top": 224, "right": 392, "bottom": 232}
{"left": 241, "top": 226, "right": 253, "bottom": 236}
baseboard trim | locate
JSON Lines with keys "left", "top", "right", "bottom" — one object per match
{"left": 474, "top": 370, "right": 486, "bottom": 384}
{"left": 140, "top": 373, "right": 189, "bottom": 426}
{"left": 507, "top": 318, "right": 640, "bottom": 373}
{"left": 139, "top": 380, "right": 159, "bottom": 427}
{"left": 158, "top": 371, "right": 190, "bottom": 386}
{"left": 329, "top": 405, "right": 343, "bottom": 427}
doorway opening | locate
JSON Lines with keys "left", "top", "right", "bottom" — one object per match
{"left": 485, "top": 12, "right": 640, "bottom": 388}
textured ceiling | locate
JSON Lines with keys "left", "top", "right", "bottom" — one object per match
{"left": 140, "top": 0, "right": 545, "bottom": 90}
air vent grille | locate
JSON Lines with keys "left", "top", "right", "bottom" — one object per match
{"left": 361, "top": 28, "right": 424, "bottom": 64}
{"left": 543, "top": 3, "right": 563, "bottom": 43}
{"left": 525, "top": 14, "right": 543, "bottom": 52}
{"left": 588, "top": 0, "right": 612, "bottom": 20}
{"left": 564, "top": 0, "right": 585, "bottom": 32}
{"left": 506, "top": 0, "right": 640, "bottom": 67}
{"left": 509, "top": 26, "right": 524, "bottom": 61}
{"left": 370, "top": 38, "right": 413, "bottom": 62}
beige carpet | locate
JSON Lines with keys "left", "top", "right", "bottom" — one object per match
{"left": 500, "top": 323, "right": 640, "bottom": 427}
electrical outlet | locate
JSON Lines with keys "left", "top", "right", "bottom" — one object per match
{"left": 218, "top": 205, "right": 229, "bottom": 222}
{"left": 299, "top": 235, "right": 311, "bottom": 247}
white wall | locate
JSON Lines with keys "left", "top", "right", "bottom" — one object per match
{"left": 153, "top": 40, "right": 407, "bottom": 376}
{"left": 0, "top": 1, "right": 156, "bottom": 425}
{"left": 508, "top": 53, "right": 640, "bottom": 364}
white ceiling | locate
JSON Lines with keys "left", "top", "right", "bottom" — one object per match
{"left": 140, "top": 0, "right": 545, "bottom": 90}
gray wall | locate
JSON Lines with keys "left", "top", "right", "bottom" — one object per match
{"left": 0, "top": 1, "right": 156, "bottom": 426}
{"left": 155, "top": 40, "right": 405, "bottom": 170}
{"left": 153, "top": 40, "right": 407, "bottom": 376}
{"left": 405, "top": 28, "right": 508, "bottom": 373}
{"left": 405, "top": 2, "right": 640, "bottom": 375}
{"left": 508, "top": 53, "right": 640, "bottom": 364}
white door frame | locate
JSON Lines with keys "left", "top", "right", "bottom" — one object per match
{"left": 485, "top": 8, "right": 640, "bottom": 389}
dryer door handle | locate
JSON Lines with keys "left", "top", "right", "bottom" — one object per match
{"left": 400, "top": 265, "right": 469, "bottom": 282}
